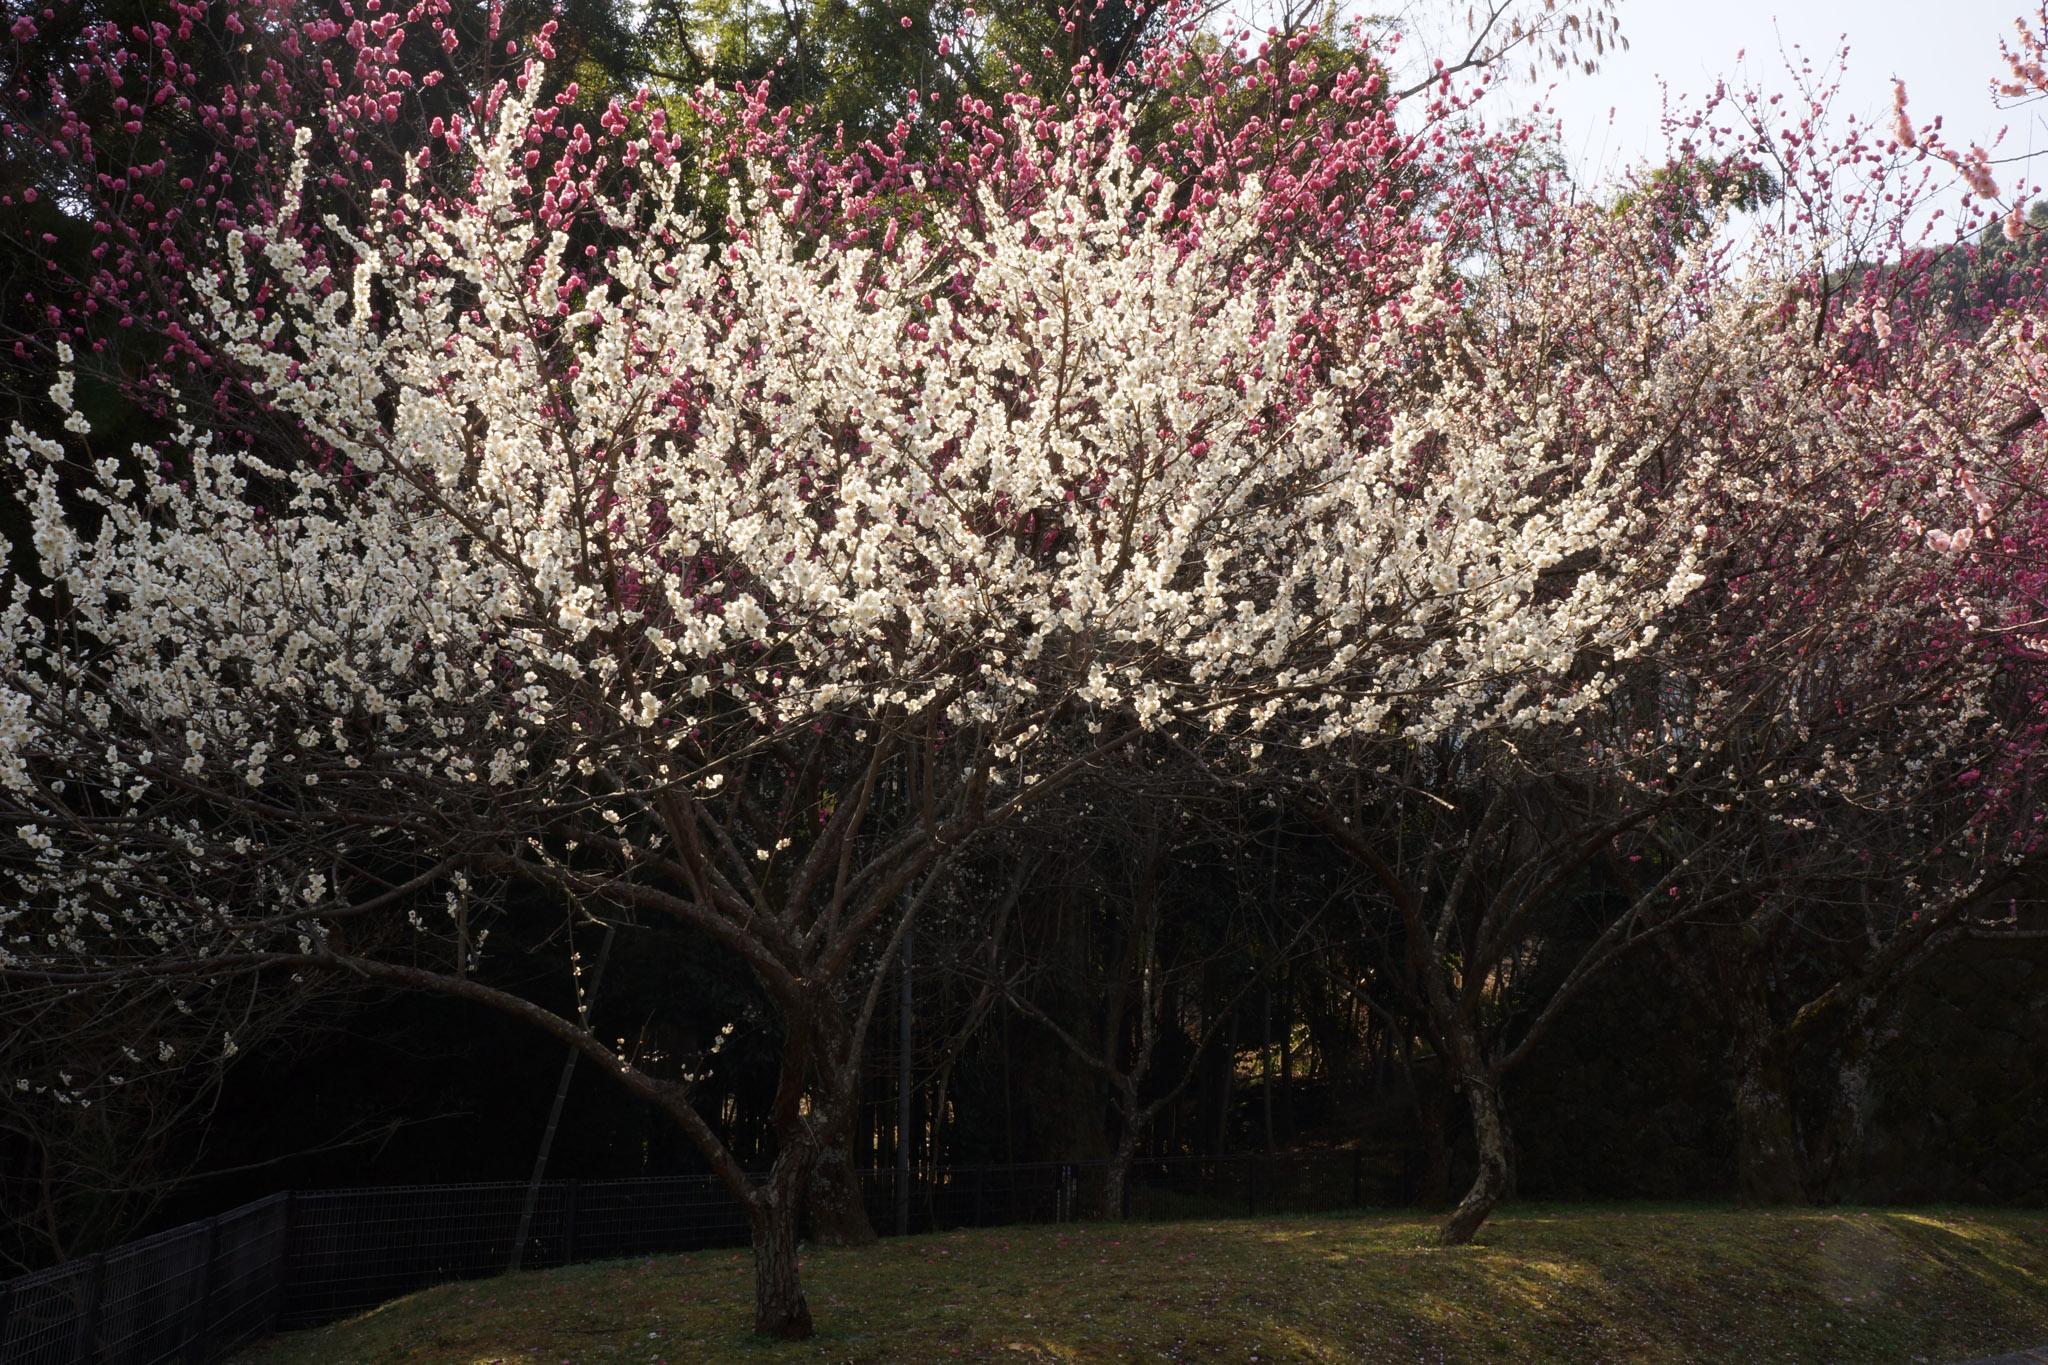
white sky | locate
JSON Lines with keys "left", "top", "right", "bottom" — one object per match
{"left": 1491, "top": 0, "right": 2042, "bottom": 193}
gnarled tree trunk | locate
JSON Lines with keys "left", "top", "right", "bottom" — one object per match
{"left": 750, "top": 995, "right": 856, "bottom": 1340}
{"left": 805, "top": 1132, "right": 876, "bottom": 1246}
{"left": 750, "top": 1140, "right": 818, "bottom": 1339}
{"left": 1438, "top": 1070, "right": 1511, "bottom": 1246}
{"left": 1727, "top": 940, "right": 1808, "bottom": 1205}
{"left": 1809, "top": 995, "right": 1895, "bottom": 1202}
{"left": 1105, "top": 1121, "right": 1140, "bottom": 1220}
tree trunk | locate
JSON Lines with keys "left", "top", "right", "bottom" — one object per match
{"left": 1105, "top": 1104, "right": 1141, "bottom": 1219}
{"left": 1210, "top": 1004, "right": 1239, "bottom": 1155}
{"left": 1279, "top": 972, "right": 1294, "bottom": 1139}
{"left": 1438, "top": 1072, "right": 1511, "bottom": 1246}
{"left": 1727, "top": 942, "right": 1807, "bottom": 1205}
{"left": 895, "top": 922, "right": 915, "bottom": 1237}
{"left": 804, "top": 1133, "right": 876, "bottom": 1246}
{"left": 1104, "top": 1141, "right": 1134, "bottom": 1220}
{"left": 1733, "top": 1063, "right": 1806, "bottom": 1204}
{"left": 1001, "top": 1006, "right": 1018, "bottom": 1165}
{"left": 1809, "top": 995, "right": 1894, "bottom": 1201}
{"left": 750, "top": 1144, "right": 817, "bottom": 1340}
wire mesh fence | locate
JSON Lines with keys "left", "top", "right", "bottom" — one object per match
{"left": 0, "top": 1150, "right": 1367, "bottom": 1364}
{"left": 0, "top": 1193, "right": 288, "bottom": 1365}
{"left": 275, "top": 1174, "right": 755, "bottom": 1327}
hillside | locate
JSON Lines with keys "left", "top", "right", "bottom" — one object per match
{"left": 238, "top": 1206, "right": 2048, "bottom": 1363}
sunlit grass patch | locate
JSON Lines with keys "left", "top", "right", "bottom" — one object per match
{"left": 236, "top": 1205, "right": 2048, "bottom": 1364}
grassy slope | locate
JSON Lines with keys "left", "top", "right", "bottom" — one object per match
{"left": 237, "top": 1206, "right": 2048, "bottom": 1363}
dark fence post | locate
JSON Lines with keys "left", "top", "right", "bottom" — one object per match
{"left": 184, "top": 1217, "right": 221, "bottom": 1365}
{"left": 1247, "top": 1160, "right": 1259, "bottom": 1217}
{"left": 563, "top": 1180, "right": 582, "bottom": 1265}
{"left": 1351, "top": 1151, "right": 1363, "bottom": 1208}
{"left": 71, "top": 1253, "right": 107, "bottom": 1361}
{"left": 972, "top": 1167, "right": 984, "bottom": 1227}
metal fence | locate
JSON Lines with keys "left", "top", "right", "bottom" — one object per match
{"left": 0, "top": 1194, "right": 288, "bottom": 1365}
{"left": 0, "top": 1150, "right": 1367, "bottom": 1364}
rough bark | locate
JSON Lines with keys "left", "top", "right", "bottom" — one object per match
{"left": 750, "top": 1144, "right": 817, "bottom": 1340}
{"left": 1809, "top": 995, "right": 1895, "bottom": 1201}
{"left": 804, "top": 1134, "right": 876, "bottom": 1247}
{"left": 1105, "top": 1118, "right": 1140, "bottom": 1219}
{"left": 1438, "top": 1072, "right": 1511, "bottom": 1246}
{"left": 751, "top": 992, "right": 853, "bottom": 1338}
{"left": 1727, "top": 941, "right": 1808, "bottom": 1205}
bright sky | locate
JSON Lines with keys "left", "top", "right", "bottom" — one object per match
{"left": 1500, "top": 0, "right": 2040, "bottom": 190}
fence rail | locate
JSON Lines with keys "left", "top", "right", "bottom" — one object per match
{"left": 0, "top": 1150, "right": 1367, "bottom": 1364}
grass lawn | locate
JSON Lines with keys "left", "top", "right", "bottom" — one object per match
{"left": 236, "top": 1205, "right": 2048, "bottom": 1363}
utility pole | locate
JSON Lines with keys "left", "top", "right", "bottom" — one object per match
{"left": 509, "top": 923, "right": 614, "bottom": 1272}
{"left": 1262, "top": 982, "right": 1276, "bottom": 1155}
{"left": 895, "top": 921, "right": 914, "bottom": 1236}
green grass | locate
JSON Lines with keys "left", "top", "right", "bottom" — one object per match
{"left": 236, "top": 1205, "right": 2048, "bottom": 1363}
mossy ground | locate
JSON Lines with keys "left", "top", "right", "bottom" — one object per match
{"left": 237, "top": 1205, "right": 2048, "bottom": 1363}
